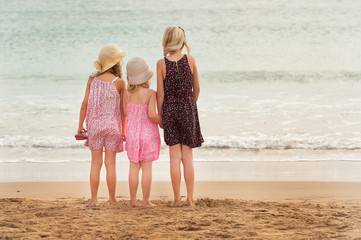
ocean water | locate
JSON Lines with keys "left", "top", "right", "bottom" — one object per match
{"left": 1, "top": 0, "right": 361, "bottom": 163}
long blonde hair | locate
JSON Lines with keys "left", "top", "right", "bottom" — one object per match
{"left": 91, "top": 62, "right": 123, "bottom": 78}
{"left": 162, "top": 26, "right": 190, "bottom": 56}
{"left": 127, "top": 80, "right": 150, "bottom": 92}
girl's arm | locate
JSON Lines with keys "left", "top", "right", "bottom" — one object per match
{"left": 156, "top": 59, "right": 165, "bottom": 119}
{"left": 119, "top": 79, "right": 127, "bottom": 140}
{"left": 77, "top": 77, "right": 93, "bottom": 133}
{"left": 148, "top": 90, "right": 162, "bottom": 125}
{"left": 188, "top": 55, "right": 200, "bottom": 102}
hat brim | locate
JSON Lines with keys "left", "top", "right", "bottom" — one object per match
{"left": 127, "top": 68, "right": 153, "bottom": 85}
{"left": 94, "top": 50, "right": 127, "bottom": 72}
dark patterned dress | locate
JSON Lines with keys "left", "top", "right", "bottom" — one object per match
{"left": 162, "top": 54, "right": 204, "bottom": 148}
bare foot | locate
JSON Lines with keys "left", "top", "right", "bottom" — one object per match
{"left": 129, "top": 201, "right": 137, "bottom": 208}
{"left": 173, "top": 195, "right": 182, "bottom": 207}
{"left": 142, "top": 201, "right": 155, "bottom": 207}
{"left": 173, "top": 200, "right": 181, "bottom": 207}
{"left": 86, "top": 198, "right": 97, "bottom": 207}
{"left": 187, "top": 198, "right": 195, "bottom": 207}
{"left": 109, "top": 198, "right": 117, "bottom": 205}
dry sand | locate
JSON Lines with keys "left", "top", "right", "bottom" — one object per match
{"left": 1, "top": 181, "right": 361, "bottom": 239}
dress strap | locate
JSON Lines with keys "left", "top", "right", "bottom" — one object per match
{"left": 126, "top": 90, "right": 131, "bottom": 103}
{"left": 143, "top": 89, "right": 149, "bottom": 104}
{"left": 112, "top": 77, "right": 118, "bottom": 83}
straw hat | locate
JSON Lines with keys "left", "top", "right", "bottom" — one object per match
{"left": 94, "top": 44, "right": 127, "bottom": 72}
{"left": 126, "top": 57, "right": 153, "bottom": 85}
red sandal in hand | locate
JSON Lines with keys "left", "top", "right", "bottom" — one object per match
{"left": 75, "top": 130, "right": 88, "bottom": 140}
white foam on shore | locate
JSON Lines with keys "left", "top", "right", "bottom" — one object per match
{"left": 0, "top": 135, "right": 85, "bottom": 148}
{"left": 203, "top": 134, "right": 361, "bottom": 150}
{"left": 2, "top": 134, "right": 361, "bottom": 150}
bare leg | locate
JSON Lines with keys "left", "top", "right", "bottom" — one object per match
{"left": 129, "top": 162, "right": 140, "bottom": 207}
{"left": 182, "top": 145, "right": 195, "bottom": 206}
{"left": 140, "top": 161, "right": 154, "bottom": 207}
{"left": 89, "top": 149, "right": 103, "bottom": 207}
{"left": 169, "top": 144, "right": 182, "bottom": 207}
{"left": 104, "top": 149, "right": 117, "bottom": 204}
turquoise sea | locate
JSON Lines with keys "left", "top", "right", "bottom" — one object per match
{"left": 1, "top": 0, "right": 361, "bottom": 174}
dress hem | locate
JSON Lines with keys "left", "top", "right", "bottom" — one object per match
{"left": 165, "top": 141, "right": 204, "bottom": 149}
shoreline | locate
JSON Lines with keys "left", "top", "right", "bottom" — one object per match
{"left": 2, "top": 181, "right": 361, "bottom": 201}
{"left": 1, "top": 160, "right": 361, "bottom": 182}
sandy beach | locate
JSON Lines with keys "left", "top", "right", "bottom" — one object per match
{"left": 1, "top": 181, "right": 361, "bottom": 239}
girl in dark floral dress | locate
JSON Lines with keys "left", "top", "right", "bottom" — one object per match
{"left": 157, "top": 26, "right": 204, "bottom": 207}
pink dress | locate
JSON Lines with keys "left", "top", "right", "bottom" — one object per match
{"left": 125, "top": 89, "right": 160, "bottom": 162}
{"left": 85, "top": 77, "right": 123, "bottom": 152}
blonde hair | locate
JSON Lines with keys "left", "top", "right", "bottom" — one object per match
{"left": 162, "top": 26, "right": 190, "bottom": 56}
{"left": 90, "top": 62, "right": 123, "bottom": 78}
{"left": 127, "top": 80, "right": 150, "bottom": 92}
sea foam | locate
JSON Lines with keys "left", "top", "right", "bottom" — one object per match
{"left": 1, "top": 134, "right": 361, "bottom": 150}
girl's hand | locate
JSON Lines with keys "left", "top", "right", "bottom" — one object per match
{"left": 77, "top": 127, "right": 86, "bottom": 134}
{"left": 159, "top": 116, "right": 163, "bottom": 129}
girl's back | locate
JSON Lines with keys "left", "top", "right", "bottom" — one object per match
{"left": 125, "top": 88, "right": 160, "bottom": 162}
{"left": 85, "top": 72, "right": 124, "bottom": 153}
{"left": 87, "top": 75, "right": 121, "bottom": 123}
{"left": 163, "top": 54, "right": 193, "bottom": 102}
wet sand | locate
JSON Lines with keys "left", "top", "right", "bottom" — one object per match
{"left": 2, "top": 159, "right": 361, "bottom": 182}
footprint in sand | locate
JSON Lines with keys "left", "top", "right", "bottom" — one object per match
{"left": 255, "top": 209, "right": 268, "bottom": 212}
{"left": 216, "top": 232, "right": 235, "bottom": 238}
{"left": 213, "top": 218, "right": 230, "bottom": 224}
{"left": 332, "top": 212, "right": 348, "bottom": 217}
{"left": 0, "top": 222, "right": 19, "bottom": 228}
{"left": 244, "top": 231, "right": 258, "bottom": 237}
{"left": 39, "top": 232, "right": 51, "bottom": 238}
{"left": 199, "top": 221, "right": 212, "bottom": 226}
{"left": 177, "top": 225, "right": 202, "bottom": 231}
{"left": 35, "top": 212, "right": 51, "bottom": 217}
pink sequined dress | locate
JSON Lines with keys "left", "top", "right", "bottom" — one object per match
{"left": 125, "top": 89, "right": 160, "bottom": 163}
{"left": 84, "top": 77, "right": 123, "bottom": 152}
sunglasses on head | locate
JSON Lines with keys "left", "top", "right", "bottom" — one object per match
{"left": 178, "top": 26, "right": 186, "bottom": 49}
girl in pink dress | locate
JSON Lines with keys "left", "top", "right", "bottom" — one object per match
{"left": 124, "top": 57, "right": 161, "bottom": 207}
{"left": 77, "top": 44, "right": 127, "bottom": 207}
